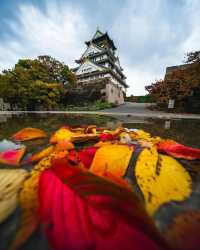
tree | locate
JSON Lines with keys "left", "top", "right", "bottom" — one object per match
{"left": 145, "top": 51, "right": 200, "bottom": 113}
{"left": 0, "top": 55, "right": 76, "bottom": 110}
{"left": 185, "top": 51, "right": 200, "bottom": 63}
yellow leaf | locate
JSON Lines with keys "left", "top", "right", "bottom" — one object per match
{"left": 10, "top": 155, "right": 53, "bottom": 250}
{"left": 130, "top": 129, "right": 151, "bottom": 140}
{"left": 0, "top": 169, "right": 28, "bottom": 223}
{"left": 28, "top": 145, "right": 55, "bottom": 163}
{"left": 50, "top": 127, "right": 75, "bottom": 144}
{"left": 135, "top": 147, "right": 192, "bottom": 215}
{"left": 90, "top": 144, "right": 133, "bottom": 178}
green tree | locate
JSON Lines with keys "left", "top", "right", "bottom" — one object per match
{"left": 0, "top": 55, "right": 76, "bottom": 110}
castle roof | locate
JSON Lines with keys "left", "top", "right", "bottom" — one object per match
{"left": 85, "top": 29, "right": 117, "bottom": 50}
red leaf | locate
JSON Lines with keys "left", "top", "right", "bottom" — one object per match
{"left": 68, "top": 150, "right": 79, "bottom": 164}
{"left": 100, "top": 133, "right": 116, "bottom": 142}
{"left": 39, "top": 163, "right": 167, "bottom": 250}
{"left": 0, "top": 147, "right": 26, "bottom": 166}
{"left": 78, "top": 147, "right": 97, "bottom": 168}
{"left": 157, "top": 140, "right": 200, "bottom": 160}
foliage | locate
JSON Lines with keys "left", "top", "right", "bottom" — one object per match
{"left": 66, "top": 100, "right": 115, "bottom": 111}
{"left": 145, "top": 51, "right": 200, "bottom": 113}
{"left": 0, "top": 55, "right": 76, "bottom": 110}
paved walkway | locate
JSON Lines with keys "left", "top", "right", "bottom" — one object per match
{"left": 102, "top": 102, "right": 200, "bottom": 119}
{"left": 0, "top": 102, "right": 200, "bottom": 119}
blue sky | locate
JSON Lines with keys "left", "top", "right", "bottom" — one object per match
{"left": 0, "top": 0, "right": 200, "bottom": 95}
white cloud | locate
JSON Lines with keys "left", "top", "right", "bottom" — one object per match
{"left": 0, "top": 0, "right": 199, "bottom": 96}
{"left": 181, "top": 2, "right": 200, "bottom": 55}
{"left": 0, "top": 2, "right": 90, "bottom": 71}
{"left": 112, "top": 0, "right": 200, "bottom": 95}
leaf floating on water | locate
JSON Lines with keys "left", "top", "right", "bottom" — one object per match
{"left": 12, "top": 128, "right": 47, "bottom": 142}
{"left": 10, "top": 155, "right": 53, "bottom": 250}
{"left": 165, "top": 211, "right": 200, "bottom": 250}
{"left": 50, "top": 127, "right": 76, "bottom": 144}
{"left": 90, "top": 144, "right": 133, "bottom": 178}
{"left": 157, "top": 140, "right": 200, "bottom": 160}
{"left": 0, "top": 147, "right": 26, "bottom": 166}
{"left": 39, "top": 163, "right": 167, "bottom": 250}
{"left": 135, "top": 147, "right": 192, "bottom": 215}
{"left": 0, "top": 169, "right": 28, "bottom": 224}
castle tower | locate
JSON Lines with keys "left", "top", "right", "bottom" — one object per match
{"left": 73, "top": 28, "right": 128, "bottom": 104}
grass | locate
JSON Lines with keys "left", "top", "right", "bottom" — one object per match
{"left": 65, "top": 100, "right": 116, "bottom": 111}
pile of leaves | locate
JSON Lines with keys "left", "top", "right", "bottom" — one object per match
{"left": 0, "top": 125, "right": 200, "bottom": 250}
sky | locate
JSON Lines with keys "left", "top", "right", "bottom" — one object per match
{"left": 0, "top": 0, "right": 200, "bottom": 95}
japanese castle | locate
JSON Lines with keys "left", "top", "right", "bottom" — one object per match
{"left": 73, "top": 29, "right": 128, "bottom": 104}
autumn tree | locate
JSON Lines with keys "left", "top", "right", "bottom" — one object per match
{"left": 145, "top": 51, "right": 200, "bottom": 113}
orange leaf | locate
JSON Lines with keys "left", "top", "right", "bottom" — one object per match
{"left": 12, "top": 128, "right": 47, "bottom": 142}
{"left": 54, "top": 139, "right": 74, "bottom": 152}
{"left": 90, "top": 144, "right": 133, "bottom": 178}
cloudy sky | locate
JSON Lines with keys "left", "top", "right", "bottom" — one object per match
{"left": 0, "top": 0, "right": 199, "bottom": 95}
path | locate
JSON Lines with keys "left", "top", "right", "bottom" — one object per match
{"left": 0, "top": 102, "right": 200, "bottom": 119}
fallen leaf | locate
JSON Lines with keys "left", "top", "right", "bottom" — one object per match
{"left": 0, "top": 147, "right": 26, "bottom": 166}
{"left": 54, "top": 139, "right": 74, "bottom": 152}
{"left": 135, "top": 147, "right": 192, "bottom": 215}
{"left": 157, "top": 140, "right": 200, "bottom": 160}
{"left": 12, "top": 128, "right": 47, "bottom": 142}
{"left": 50, "top": 127, "right": 75, "bottom": 144}
{"left": 10, "top": 155, "right": 53, "bottom": 250}
{"left": 78, "top": 147, "right": 97, "bottom": 168}
{"left": 39, "top": 163, "right": 167, "bottom": 250}
{"left": 0, "top": 169, "right": 28, "bottom": 223}
{"left": 99, "top": 133, "right": 116, "bottom": 141}
{"left": 90, "top": 144, "right": 133, "bottom": 178}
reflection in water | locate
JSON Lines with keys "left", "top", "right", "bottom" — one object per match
{"left": 164, "top": 120, "right": 171, "bottom": 130}
{"left": 0, "top": 139, "right": 22, "bottom": 152}
{"left": 0, "top": 114, "right": 12, "bottom": 123}
{"left": 0, "top": 113, "right": 200, "bottom": 148}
